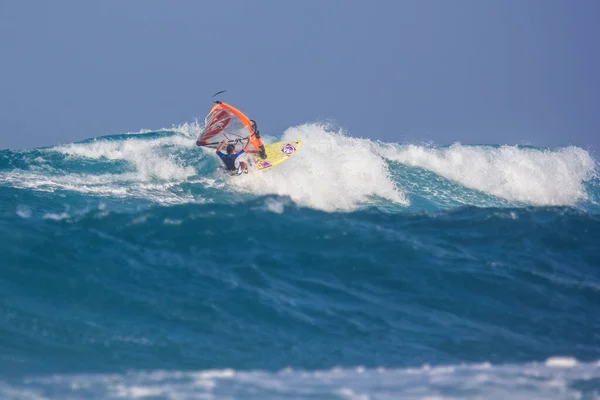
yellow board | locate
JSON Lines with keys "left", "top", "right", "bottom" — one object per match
{"left": 252, "top": 140, "right": 303, "bottom": 171}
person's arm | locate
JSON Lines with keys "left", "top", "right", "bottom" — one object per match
{"left": 243, "top": 138, "right": 253, "bottom": 152}
{"left": 216, "top": 139, "right": 227, "bottom": 154}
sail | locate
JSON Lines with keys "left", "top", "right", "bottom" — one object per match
{"left": 196, "top": 102, "right": 264, "bottom": 155}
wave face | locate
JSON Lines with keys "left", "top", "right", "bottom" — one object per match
{"left": 1, "top": 124, "right": 599, "bottom": 399}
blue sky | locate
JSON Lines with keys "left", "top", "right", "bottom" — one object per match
{"left": 1, "top": 0, "right": 599, "bottom": 153}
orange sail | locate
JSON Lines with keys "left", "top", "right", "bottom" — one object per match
{"left": 196, "top": 101, "right": 265, "bottom": 156}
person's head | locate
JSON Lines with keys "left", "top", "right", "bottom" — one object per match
{"left": 226, "top": 144, "right": 235, "bottom": 154}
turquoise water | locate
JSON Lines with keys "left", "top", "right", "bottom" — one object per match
{"left": 1, "top": 124, "right": 599, "bottom": 399}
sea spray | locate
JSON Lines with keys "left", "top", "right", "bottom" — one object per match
{"left": 378, "top": 142, "right": 596, "bottom": 206}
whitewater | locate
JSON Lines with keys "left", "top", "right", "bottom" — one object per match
{"left": 1, "top": 122, "right": 599, "bottom": 399}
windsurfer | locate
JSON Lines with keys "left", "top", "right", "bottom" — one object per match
{"left": 216, "top": 139, "right": 251, "bottom": 175}
{"left": 195, "top": 100, "right": 268, "bottom": 172}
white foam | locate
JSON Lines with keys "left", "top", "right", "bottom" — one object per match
{"left": 231, "top": 123, "right": 408, "bottom": 212}
{"left": 378, "top": 143, "right": 596, "bottom": 206}
{"left": 11, "top": 358, "right": 600, "bottom": 400}
{"left": 170, "top": 120, "right": 203, "bottom": 139}
{"left": 0, "top": 133, "right": 204, "bottom": 205}
{"left": 113, "top": 384, "right": 164, "bottom": 398}
{"left": 262, "top": 197, "right": 287, "bottom": 214}
{"left": 55, "top": 135, "right": 196, "bottom": 181}
{"left": 43, "top": 212, "right": 70, "bottom": 221}
{"left": 335, "top": 388, "right": 370, "bottom": 400}
{"left": 545, "top": 357, "right": 578, "bottom": 368}
{"left": 16, "top": 205, "right": 32, "bottom": 218}
{"left": 0, "top": 170, "right": 195, "bottom": 205}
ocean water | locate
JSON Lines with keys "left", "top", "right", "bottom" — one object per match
{"left": 1, "top": 123, "right": 599, "bottom": 399}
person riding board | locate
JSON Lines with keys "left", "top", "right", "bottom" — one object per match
{"left": 206, "top": 100, "right": 267, "bottom": 159}
{"left": 216, "top": 139, "right": 252, "bottom": 175}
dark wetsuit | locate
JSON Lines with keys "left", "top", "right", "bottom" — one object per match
{"left": 217, "top": 150, "right": 245, "bottom": 174}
